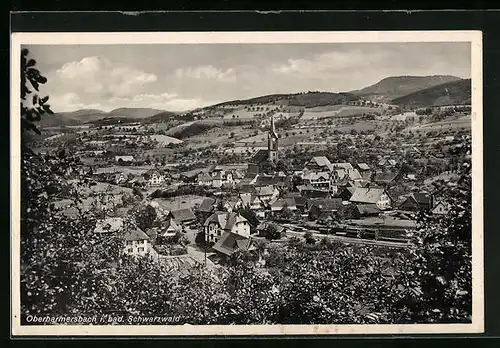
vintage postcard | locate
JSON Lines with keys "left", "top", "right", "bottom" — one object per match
{"left": 10, "top": 31, "right": 483, "bottom": 336}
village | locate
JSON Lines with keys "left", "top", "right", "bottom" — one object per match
{"left": 35, "top": 101, "right": 471, "bottom": 276}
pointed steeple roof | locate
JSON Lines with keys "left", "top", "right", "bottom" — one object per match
{"left": 270, "top": 114, "right": 278, "bottom": 139}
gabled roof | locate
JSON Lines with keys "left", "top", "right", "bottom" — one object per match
{"left": 348, "top": 169, "right": 362, "bottom": 181}
{"left": 164, "top": 217, "right": 181, "bottom": 231}
{"left": 224, "top": 212, "right": 248, "bottom": 231}
{"left": 303, "top": 171, "right": 330, "bottom": 181}
{"left": 271, "top": 198, "right": 297, "bottom": 210}
{"left": 124, "top": 227, "right": 150, "bottom": 241}
{"left": 198, "top": 172, "right": 213, "bottom": 182}
{"left": 358, "top": 163, "right": 370, "bottom": 171}
{"left": 307, "top": 156, "right": 333, "bottom": 171}
{"left": 332, "top": 162, "right": 354, "bottom": 171}
{"left": 239, "top": 192, "right": 252, "bottom": 206}
{"left": 251, "top": 149, "right": 269, "bottom": 165}
{"left": 350, "top": 187, "right": 387, "bottom": 204}
{"left": 355, "top": 204, "right": 381, "bottom": 215}
{"left": 373, "top": 171, "right": 399, "bottom": 184}
{"left": 204, "top": 211, "right": 228, "bottom": 228}
{"left": 255, "top": 185, "right": 276, "bottom": 197}
{"left": 198, "top": 197, "right": 216, "bottom": 213}
{"left": 212, "top": 231, "right": 250, "bottom": 256}
{"left": 308, "top": 198, "right": 343, "bottom": 212}
{"left": 410, "top": 192, "right": 432, "bottom": 205}
{"left": 169, "top": 208, "right": 196, "bottom": 222}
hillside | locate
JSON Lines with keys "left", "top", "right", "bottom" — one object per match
{"left": 107, "top": 108, "right": 165, "bottom": 119}
{"left": 350, "top": 75, "right": 463, "bottom": 102}
{"left": 45, "top": 107, "right": 168, "bottom": 126}
{"left": 214, "top": 92, "right": 359, "bottom": 108}
{"left": 391, "top": 79, "right": 471, "bottom": 107}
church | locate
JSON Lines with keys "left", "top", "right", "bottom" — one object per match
{"left": 249, "top": 114, "right": 279, "bottom": 173}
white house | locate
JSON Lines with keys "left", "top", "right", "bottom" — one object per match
{"left": 204, "top": 212, "right": 250, "bottom": 244}
{"left": 432, "top": 201, "right": 451, "bottom": 215}
{"left": 349, "top": 187, "right": 392, "bottom": 210}
{"left": 148, "top": 170, "right": 165, "bottom": 186}
{"left": 197, "top": 172, "right": 213, "bottom": 186}
{"left": 123, "top": 227, "right": 158, "bottom": 260}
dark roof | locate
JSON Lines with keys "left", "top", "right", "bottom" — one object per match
{"left": 373, "top": 171, "right": 398, "bottom": 184}
{"left": 411, "top": 192, "right": 432, "bottom": 205}
{"left": 271, "top": 197, "right": 297, "bottom": 209}
{"left": 169, "top": 208, "right": 196, "bottom": 222}
{"left": 256, "top": 175, "right": 285, "bottom": 186}
{"left": 224, "top": 212, "right": 248, "bottom": 231}
{"left": 212, "top": 231, "right": 250, "bottom": 256}
{"left": 355, "top": 204, "right": 381, "bottom": 215}
{"left": 251, "top": 149, "right": 269, "bottom": 165}
{"left": 198, "top": 197, "right": 216, "bottom": 213}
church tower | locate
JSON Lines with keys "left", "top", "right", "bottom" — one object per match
{"left": 268, "top": 114, "right": 279, "bottom": 163}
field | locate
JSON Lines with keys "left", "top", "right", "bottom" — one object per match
{"left": 184, "top": 125, "right": 256, "bottom": 150}
{"left": 151, "top": 195, "right": 207, "bottom": 211}
{"left": 150, "top": 134, "right": 183, "bottom": 146}
{"left": 301, "top": 105, "right": 384, "bottom": 120}
{"left": 406, "top": 115, "right": 471, "bottom": 132}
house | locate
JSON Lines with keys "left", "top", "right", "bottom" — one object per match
{"left": 304, "top": 156, "right": 333, "bottom": 172}
{"left": 146, "top": 170, "right": 166, "bottom": 186}
{"left": 123, "top": 227, "right": 157, "bottom": 260}
{"left": 115, "top": 155, "right": 135, "bottom": 163}
{"left": 336, "top": 186, "right": 356, "bottom": 201}
{"left": 307, "top": 198, "right": 343, "bottom": 220}
{"left": 353, "top": 204, "right": 381, "bottom": 218}
{"left": 212, "top": 231, "right": 257, "bottom": 257}
{"left": 169, "top": 208, "right": 197, "bottom": 226}
{"left": 198, "top": 197, "right": 217, "bottom": 215}
{"left": 94, "top": 217, "right": 124, "bottom": 235}
{"left": 204, "top": 212, "right": 251, "bottom": 244}
{"left": 349, "top": 187, "right": 392, "bottom": 210}
{"left": 255, "top": 185, "right": 279, "bottom": 204}
{"left": 283, "top": 192, "right": 307, "bottom": 212}
{"left": 211, "top": 169, "right": 234, "bottom": 188}
{"left": 114, "top": 172, "right": 127, "bottom": 185}
{"left": 399, "top": 192, "right": 433, "bottom": 212}
{"left": 432, "top": 200, "right": 451, "bottom": 215}
{"left": 373, "top": 171, "right": 400, "bottom": 186}
{"left": 224, "top": 197, "right": 242, "bottom": 212}
{"left": 256, "top": 222, "right": 286, "bottom": 239}
{"left": 357, "top": 163, "right": 371, "bottom": 172}
{"left": 302, "top": 171, "right": 330, "bottom": 190}
{"left": 161, "top": 217, "right": 182, "bottom": 237}
{"left": 197, "top": 172, "right": 213, "bottom": 186}
{"left": 271, "top": 197, "right": 298, "bottom": 215}
{"left": 297, "top": 184, "right": 330, "bottom": 199}
{"left": 332, "top": 162, "right": 354, "bottom": 171}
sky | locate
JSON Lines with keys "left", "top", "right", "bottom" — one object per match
{"left": 24, "top": 42, "right": 471, "bottom": 113}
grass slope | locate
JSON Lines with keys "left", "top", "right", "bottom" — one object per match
{"left": 391, "top": 79, "right": 471, "bottom": 107}
{"left": 350, "top": 75, "right": 462, "bottom": 102}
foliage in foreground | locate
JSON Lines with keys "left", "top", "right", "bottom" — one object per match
{"left": 20, "top": 141, "right": 472, "bottom": 324}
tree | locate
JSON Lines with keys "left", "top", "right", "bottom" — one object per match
{"left": 21, "top": 49, "right": 54, "bottom": 150}
{"left": 237, "top": 205, "right": 259, "bottom": 229}
{"left": 262, "top": 223, "right": 282, "bottom": 240}
{"left": 134, "top": 204, "right": 157, "bottom": 231}
{"left": 304, "top": 231, "right": 316, "bottom": 244}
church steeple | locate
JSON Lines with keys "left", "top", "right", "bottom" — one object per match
{"left": 268, "top": 114, "right": 278, "bottom": 163}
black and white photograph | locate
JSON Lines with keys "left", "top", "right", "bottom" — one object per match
{"left": 11, "top": 31, "right": 483, "bottom": 336}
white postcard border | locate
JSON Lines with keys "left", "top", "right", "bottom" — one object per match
{"left": 10, "top": 30, "right": 484, "bottom": 336}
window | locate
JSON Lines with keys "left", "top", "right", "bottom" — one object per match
{"left": 138, "top": 247, "right": 144, "bottom": 252}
